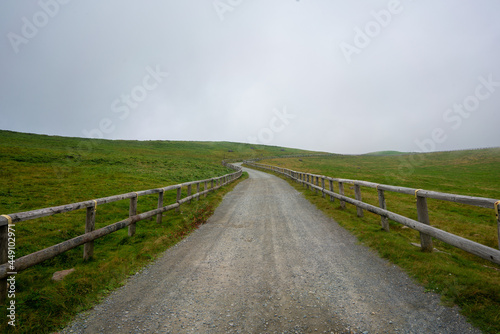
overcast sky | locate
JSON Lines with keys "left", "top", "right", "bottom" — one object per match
{"left": 1, "top": 1, "right": 499, "bottom": 154}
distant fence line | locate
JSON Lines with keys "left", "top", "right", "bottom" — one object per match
{"left": 244, "top": 161, "right": 500, "bottom": 266}
{"left": 0, "top": 162, "right": 243, "bottom": 301}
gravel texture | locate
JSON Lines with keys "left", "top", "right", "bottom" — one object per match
{"left": 60, "top": 166, "right": 481, "bottom": 334}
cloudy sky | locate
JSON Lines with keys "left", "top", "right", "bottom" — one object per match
{"left": 1, "top": 1, "right": 499, "bottom": 154}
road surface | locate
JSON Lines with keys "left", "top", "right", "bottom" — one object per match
{"left": 61, "top": 166, "right": 480, "bottom": 333}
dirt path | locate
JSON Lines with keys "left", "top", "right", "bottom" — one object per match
{"left": 61, "top": 166, "right": 480, "bottom": 333}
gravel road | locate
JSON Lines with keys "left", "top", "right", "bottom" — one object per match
{"left": 61, "top": 166, "right": 481, "bottom": 334}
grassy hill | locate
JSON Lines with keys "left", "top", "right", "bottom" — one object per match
{"left": 266, "top": 149, "right": 500, "bottom": 198}
{"left": 2, "top": 130, "right": 499, "bottom": 332}
{"left": 0, "top": 130, "right": 317, "bottom": 333}
{"left": 364, "top": 150, "right": 408, "bottom": 156}
{"left": 0, "top": 130, "right": 314, "bottom": 212}
{"left": 262, "top": 149, "right": 500, "bottom": 333}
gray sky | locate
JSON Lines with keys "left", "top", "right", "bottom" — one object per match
{"left": 1, "top": 1, "right": 499, "bottom": 154}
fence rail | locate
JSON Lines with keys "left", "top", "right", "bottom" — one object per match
{"left": 0, "top": 162, "right": 242, "bottom": 301}
{"left": 244, "top": 161, "right": 500, "bottom": 266}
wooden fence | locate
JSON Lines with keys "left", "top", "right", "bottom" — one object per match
{"left": 0, "top": 162, "right": 242, "bottom": 301}
{"left": 244, "top": 161, "right": 500, "bottom": 266}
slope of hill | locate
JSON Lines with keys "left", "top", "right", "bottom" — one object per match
{"left": 364, "top": 150, "right": 408, "bottom": 156}
{"left": 262, "top": 149, "right": 500, "bottom": 333}
{"left": 0, "top": 130, "right": 316, "bottom": 212}
{"left": 0, "top": 130, "right": 318, "bottom": 333}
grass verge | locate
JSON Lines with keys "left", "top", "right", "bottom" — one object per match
{"left": 2, "top": 130, "right": 294, "bottom": 333}
{"left": 0, "top": 172, "right": 248, "bottom": 333}
{"left": 245, "top": 150, "right": 500, "bottom": 334}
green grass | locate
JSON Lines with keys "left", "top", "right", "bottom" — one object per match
{"left": 0, "top": 130, "right": 316, "bottom": 333}
{"left": 363, "top": 150, "right": 408, "bottom": 156}
{"left": 254, "top": 149, "right": 500, "bottom": 333}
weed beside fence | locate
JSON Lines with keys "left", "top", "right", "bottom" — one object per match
{"left": 0, "top": 162, "right": 242, "bottom": 302}
{"left": 244, "top": 161, "right": 500, "bottom": 265}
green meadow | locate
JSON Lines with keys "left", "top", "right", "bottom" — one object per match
{"left": 1, "top": 129, "right": 499, "bottom": 333}
{"left": 260, "top": 149, "right": 500, "bottom": 333}
{"left": 0, "top": 130, "right": 312, "bottom": 333}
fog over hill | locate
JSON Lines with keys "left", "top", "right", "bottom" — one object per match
{"left": 1, "top": 1, "right": 499, "bottom": 154}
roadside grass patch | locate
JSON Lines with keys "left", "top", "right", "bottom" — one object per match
{"left": 0, "top": 130, "right": 295, "bottom": 333}
{"left": 0, "top": 172, "right": 248, "bottom": 334}
{"left": 248, "top": 149, "right": 500, "bottom": 333}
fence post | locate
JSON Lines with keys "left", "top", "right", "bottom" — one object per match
{"left": 338, "top": 182, "right": 345, "bottom": 209}
{"left": 354, "top": 184, "right": 364, "bottom": 217}
{"left": 187, "top": 184, "right": 192, "bottom": 204}
{"left": 211, "top": 179, "right": 214, "bottom": 192}
{"left": 204, "top": 181, "right": 208, "bottom": 198}
{"left": 306, "top": 174, "right": 310, "bottom": 190}
{"left": 329, "top": 179, "right": 335, "bottom": 202}
{"left": 416, "top": 195, "right": 433, "bottom": 252}
{"left": 176, "top": 186, "right": 182, "bottom": 212}
{"left": 377, "top": 188, "right": 390, "bottom": 232}
{"left": 128, "top": 195, "right": 137, "bottom": 237}
{"left": 496, "top": 201, "right": 500, "bottom": 250}
{"left": 196, "top": 182, "right": 200, "bottom": 201}
{"left": 83, "top": 205, "right": 96, "bottom": 260}
{"left": 157, "top": 190, "right": 164, "bottom": 224}
{"left": 0, "top": 224, "right": 7, "bottom": 303}
{"left": 314, "top": 176, "right": 318, "bottom": 195}
{"left": 321, "top": 178, "right": 325, "bottom": 198}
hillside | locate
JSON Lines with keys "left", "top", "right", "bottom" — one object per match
{"left": 0, "top": 130, "right": 318, "bottom": 333}
{"left": 261, "top": 149, "right": 500, "bottom": 333}
{"left": 364, "top": 150, "right": 408, "bottom": 156}
{"left": 0, "top": 130, "right": 316, "bottom": 213}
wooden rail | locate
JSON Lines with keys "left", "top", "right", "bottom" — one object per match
{"left": 0, "top": 162, "right": 242, "bottom": 301}
{"left": 244, "top": 161, "right": 500, "bottom": 266}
